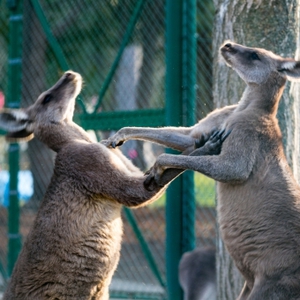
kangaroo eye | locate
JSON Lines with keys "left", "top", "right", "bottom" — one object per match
{"left": 42, "top": 94, "right": 52, "bottom": 105}
{"left": 250, "top": 52, "right": 260, "bottom": 60}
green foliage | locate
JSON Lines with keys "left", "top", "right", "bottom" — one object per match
{"left": 194, "top": 172, "right": 215, "bottom": 207}
{"left": 149, "top": 192, "right": 166, "bottom": 209}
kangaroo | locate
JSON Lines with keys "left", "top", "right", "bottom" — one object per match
{"left": 104, "top": 42, "right": 300, "bottom": 299}
{"left": 0, "top": 71, "right": 224, "bottom": 300}
{"left": 179, "top": 247, "right": 216, "bottom": 300}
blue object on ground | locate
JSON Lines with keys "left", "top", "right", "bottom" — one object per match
{"left": 0, "top": 170, "right": 33, "bottom": 207}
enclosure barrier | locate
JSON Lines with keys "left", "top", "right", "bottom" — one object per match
{"left": 6, "top": 0, "right": 23, "bottom": 278}
{"left": 0, "top": 0, "right": 215, "bottom": 298}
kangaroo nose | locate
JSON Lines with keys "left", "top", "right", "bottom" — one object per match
{"left": 65, "top": 71, "right": 77, "bottom": 80}
{"left": 224, "top": 43, "right": 232, "bottom": 48}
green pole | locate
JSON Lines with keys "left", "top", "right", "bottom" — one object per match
{"left": 181, "top": 0, "right": 197, "bottom": 253}
{"left": 165, "top": 1, "right": 183, "bottom": 299}
{"left": 165, "top": 0, "right": 197, "bottom": 298}
{"left": 7, "top": 144, "right": 20, "bottom": 276}
{"left": 6, "top": 0, "right": 23, "bottom": 276}
{"left": 124, "top": 208, "right": 166, "bottom": 288}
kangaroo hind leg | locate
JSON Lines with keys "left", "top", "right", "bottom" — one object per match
{"left": 247, "top": 278, "right": 300, "bottom": 300}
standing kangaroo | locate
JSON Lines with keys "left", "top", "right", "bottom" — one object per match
{"left": 104, "top": 42, "right": 300, "bottom": 299}
{"left": 0, "top": 71, "right": 223, "bottom": 300}
{"left": 179, "top": 247, "right": 216, "bottom": 300}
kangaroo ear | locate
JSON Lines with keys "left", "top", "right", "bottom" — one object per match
{"left": 0, "top": 109, "right": 30, "bottom": 131}
{"left": 0, "top": 109, "right": 34, "bottom": 142}
{"left": 6, "top": 129, "right": 34, "bottom": 142}
{"left": 278, "top": 60, "right": 300, "bottom": 81}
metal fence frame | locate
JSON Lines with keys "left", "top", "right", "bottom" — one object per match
{"left": 3, "top": 0, "right": 208, "bottom": 299}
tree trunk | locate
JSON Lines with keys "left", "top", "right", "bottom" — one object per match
{"left": 213, "top": 0, "right": 300, "bottom": 298}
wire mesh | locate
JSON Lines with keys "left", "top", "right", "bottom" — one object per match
{"left": 0, "top": 0, "right": 216, "bottom": 298}
{"left": 195, "top": 0, "right": 216, "bottom": 250}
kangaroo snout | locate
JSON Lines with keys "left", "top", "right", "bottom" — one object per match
{"left": 64, "top": 70, "right": 82, "bottom": 84}
{"left": 55, "top": 70, "right": 82, "bottom": 91}
{"left": 220, "top": 41, "right": 238, "bottom": 65}
{"left": 222, "top": 42, "right": 233, "bottom": 50}
{"left": 220, "top": 41, "right": 244, "bottom": 59}
{"left": 46, "top": 70, "right": 82, "bottom": 100}
{"left": 220, "top": 41, "right": 235, "bottom": 52}
{"left": 64, "top": 71, "right": 77, "bottom": 79}
{"left": 220, "top": 41, "right": 248, "bottom": 54}
{"left": 61, "top": 70, "right": 82, "bottom": 91}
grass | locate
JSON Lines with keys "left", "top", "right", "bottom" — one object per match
{"left": 194, "top": 173, "right": 216, "bottom": 207}
{"left": 149, "top": 173, "right": 216, "bottom": 208}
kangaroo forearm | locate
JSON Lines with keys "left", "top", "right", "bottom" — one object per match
{"left": 156, "top": 154, "right": 250, "bottom": 183}
{"left": 119, "top": 126, "right": 192, "bottom": 136}
{"left": 155, "top": 168, "right": 185, "bottom": 187}
{"left": 118, "top": 186, "right": 166, "bottom": 208}
{"left": 150, "top": 145, "right": 218, "bottom": 187}
{"left": 122, "top": 130, "right": 195, "bottom": 151}
{"left": 105, "top": 127, "right": 195, "bottom": 151}
{"left": 101, "top": 176, "right": 166, "bottom": 207}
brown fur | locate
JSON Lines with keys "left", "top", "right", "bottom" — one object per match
{"left": 105, "top": 42, "right": 300, "bottom": 299}
{"left": 0, "top": 72, "right": 172, "bottom": 300}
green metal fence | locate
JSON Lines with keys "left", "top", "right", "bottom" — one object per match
{"left": 0, "top": 0, "right": 215, "bottom": 299}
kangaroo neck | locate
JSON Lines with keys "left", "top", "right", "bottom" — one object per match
{"left": 36, "top": 121, "right": 93, "bottom": 152}
{"left": 236, "top": 74, "right": 286, "bottom": 116}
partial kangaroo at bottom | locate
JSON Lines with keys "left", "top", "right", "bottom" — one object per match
{"left": 179, "top": 247, "right": 216, "bottom": 300}
{"left": 105, "top": 42, "right": 300, "bottom": 299}
{"left": 0, "top": 71, "right": 223, "bottom": 300}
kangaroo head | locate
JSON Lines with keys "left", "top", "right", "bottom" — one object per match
{"left": 0, "top": 71, "right": 82, "bottom": 142}
{"left": 220, "top": 41, "right": 300, "bottom": 84}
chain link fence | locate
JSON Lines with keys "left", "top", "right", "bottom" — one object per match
{"left": 0, "top": 0, "right": 215, "bottom": 298}
{"left": 194, "top": 0, "right": 216, "bottom": 250}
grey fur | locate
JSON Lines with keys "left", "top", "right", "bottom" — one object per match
{"left": 179, "top": 247, "right": 216, "bottom": 300}
{"left": 0, "top": 71, "right": 175, "bottom": 300}
{"left": 104, "top": 42, "right": 300, "bottom": 299}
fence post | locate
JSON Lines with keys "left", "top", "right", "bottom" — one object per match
{"left": 6, "top": 0, "right": 23, "bottom": 276}
{"left": 181, "top": 0, "right": 197, "bottom": 253}
{"left": 165, "top": 0, "right": 196, "bottom": 299}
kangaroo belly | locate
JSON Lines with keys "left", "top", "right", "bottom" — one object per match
{"left": 217, "top": 180, "right": 300, "bottom": 280}
{"left": 4, "top": 195, "right": 123, "bottom": 300}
